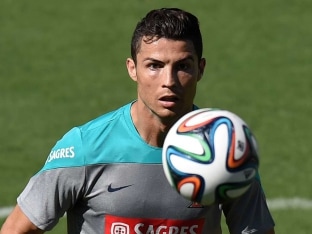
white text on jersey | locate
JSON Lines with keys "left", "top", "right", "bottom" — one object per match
{"left": 46, "top": 146, "right": 75, "bottom": 163}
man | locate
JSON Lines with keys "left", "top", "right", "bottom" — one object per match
{"left": 1, "top": 8, "right": 275, "bottom": 234}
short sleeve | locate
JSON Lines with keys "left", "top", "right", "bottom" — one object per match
{"left": 222, "top": 178, "right": 275, "bottom": 233}
{"left": 41, "top": 127, "right": 86, "bottom": 171}
{"left": 17, "top": 127, "right": 86, "bottom": 231}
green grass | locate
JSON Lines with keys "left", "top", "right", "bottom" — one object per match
{"left": 1, "top": 0, "right": 312, "bottom": 233}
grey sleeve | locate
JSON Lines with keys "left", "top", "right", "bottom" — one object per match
{"left": 222, "top": 179, "right": 275, "bottom": 234}
{"left": 17, "top": 167, "right": 86, "bottom": 231}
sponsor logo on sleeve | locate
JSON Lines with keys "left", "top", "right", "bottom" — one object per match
{"left": 45, "top": 146, "right": 75, "bottom": 163}
{"left": 105, "top": 215, "right": 205, "bottom": 234}
{"left": 241, "top": 226, "right": 258, "bottom": 234}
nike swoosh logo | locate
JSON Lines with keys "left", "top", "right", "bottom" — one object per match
{"left": 108, "top": 183, "right": 133, "bottom": 192}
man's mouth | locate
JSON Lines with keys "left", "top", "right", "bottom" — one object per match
{"left": 160, "top": 96, "right": 179, "bottom": 102}
{"left": 159, "top": 95, "right": 180, "bottom": 107}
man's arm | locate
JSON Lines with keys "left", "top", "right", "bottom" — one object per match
{"left": 266, "top": 229, "right": 275, "bottom": 234}
{"left": 0, "top": 205, "right": 44, "bottom": 234}
{"left": 222, "top": 179, "right": 275, "bottom": 233}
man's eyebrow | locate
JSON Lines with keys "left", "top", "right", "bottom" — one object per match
{"left": 143, "top": 58, "right": 163, "bottom": 63}
{"left": 179, "top": 55, "right": 195, "bottom": 62}
{"left": 143, "top": 55, "right": 195, "bottom": 63}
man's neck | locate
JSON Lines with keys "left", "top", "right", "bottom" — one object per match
{"left": 130, "top": 101, "right": 174, "bottom": 147}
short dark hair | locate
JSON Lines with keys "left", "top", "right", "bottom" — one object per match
{"left": 131, "top": 8, "right": 203, "bottom": 63}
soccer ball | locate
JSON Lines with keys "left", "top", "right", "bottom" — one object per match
{"left": 162, "top": 108, "right": 259, "bottom": 206}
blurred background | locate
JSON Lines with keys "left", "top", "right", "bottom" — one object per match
{"left": 1, "top": 0, "right": 311, "bottom": 233}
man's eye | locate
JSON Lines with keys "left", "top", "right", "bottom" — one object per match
{"left": 148, "top": 63, "right": 162, "bottom": 70}
{"left": 178, "top": 63, "right": 190, "bottom": 70}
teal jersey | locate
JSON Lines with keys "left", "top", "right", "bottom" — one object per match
{"left": 18, "top": 102, "right": 274, "bottom": 234}
{"left": 42, "top": 102, "right": 162, "bottom": 170}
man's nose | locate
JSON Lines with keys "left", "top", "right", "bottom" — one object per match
{"left": 163, "top": 67, "right": 177, "bottom": 87}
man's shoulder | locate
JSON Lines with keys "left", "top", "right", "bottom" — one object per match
{"left": 40, "top": 103, "right": 133, "bottom": 171}
{"left": 79, "top": 102, "right": 132, "bottom": 132}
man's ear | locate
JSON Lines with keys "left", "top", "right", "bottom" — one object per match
{"left": 198, "top": 58, "right": 206, "bottom": 81}
{"left": 126, "top": 58, "right": 137, "bottom": 82}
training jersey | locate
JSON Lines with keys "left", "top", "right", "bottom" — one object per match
{"left": 17, "top": 102, "right": 274, "bottom": 234}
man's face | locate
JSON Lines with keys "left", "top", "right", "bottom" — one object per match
{"left": 127, "top": 37, "right": 205, "bottom": 124}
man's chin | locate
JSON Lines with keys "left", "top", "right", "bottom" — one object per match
{"left": 160, "top": 109, "right": 186, "bottom": 126}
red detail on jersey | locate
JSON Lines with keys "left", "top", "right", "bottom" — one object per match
{"left": 188, "top": 202, "right": 205, "bottom": 208}
{"left": 105, "top": 214, "right": 205, "bottom": 234}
